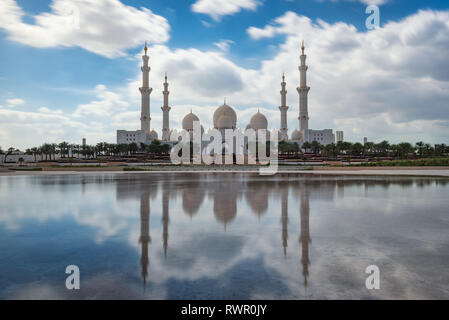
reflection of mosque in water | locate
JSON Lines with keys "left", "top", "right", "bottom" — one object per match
{"left": 114, "top": 176, "right": 443, "bottom": 290}
{"left": 115, "top": 175, "right": 316, "bottom": 290}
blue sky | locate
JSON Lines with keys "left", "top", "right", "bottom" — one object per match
{"left": 0, "top": 0, "right": 448, "bottom": 149}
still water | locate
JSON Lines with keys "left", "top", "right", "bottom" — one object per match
{"left": 0, "top": 173, "right": 449, "bottom": 299}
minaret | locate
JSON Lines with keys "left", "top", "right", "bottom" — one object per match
{"left": 140, "top": 41, "right": 152, "bottom": 135}
{"left": 139, "top": 192, "right": 151, "bottom": 290}
{"left": 279, "top": 73, "right": 289, "bottom": 140}
{"left": 297, "top": 41, "right": 310, "bottom": 142}
{"left": 161, "top": 73, "right": 171, "bottom": 141}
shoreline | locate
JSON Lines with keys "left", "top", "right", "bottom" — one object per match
{"left": 1, "top": 166, "right": 449, "bottom": 178}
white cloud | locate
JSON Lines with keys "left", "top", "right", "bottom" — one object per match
{"left": 213, "top": 39, "right": 235, "bottom": 51}
{"left": 0, "top": 0, "right": 170, "bottom": 58}
{"left": 6, "top": 98, "right": 25, "bottom": 108}
{"left": 38, "top": 106, "right": 64, "bottom": 114}
{"left": 73, "top": 84, "right": 129, "bottom": 118}
{"left": 192, "top": 0, "right": 261, "bottom": 21}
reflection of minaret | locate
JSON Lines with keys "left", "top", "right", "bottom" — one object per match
{"left": 281, "top": 187, "right": 288, "bottom": 256}
{"left": 299, "top": 183, "right": 311, "bottom": 287}
{"left": 162, "top": 188, "right": 169, "bottom": 258}
{"left": 139, "top": 192, "right": 151, "bottom": 290}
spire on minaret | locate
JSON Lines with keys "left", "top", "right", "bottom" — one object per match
{"left": 144, "top": 41, "right": 148, "bottom": 55}
{"left": 297, "top": 41, "right": 310, "bottom": 142}
{"left": 161, "top": 72, "right": 171, "bottom": 141}
{"left": 279, "top": 73, "right": 289, "bottom": 141}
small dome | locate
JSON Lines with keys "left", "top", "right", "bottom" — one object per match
{"left": 249, "top": 110, "right": 268, "bottom": 130}
{"left": 291, "top": 129, "right": 301, "bottom": 141}
{"left": 182, "top": 110, "right": 200, "bottom": 131}
{"left": 213, "top": 101, "right": 237, "bottom": 129}
{"left": 245, "top": 124, "right": 251, "bottom": 130}
{"left": 149, "top": 129, "right": 158, "bottom": 140}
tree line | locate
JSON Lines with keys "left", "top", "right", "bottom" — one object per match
{"left": 1, "top": 140, "right": 448, "bottom": 161}
{"left": 279, "top": 140, "right": 449, "bottom": 158}
{"left": 0, "top": 140, "right": 171, "bottom": 162}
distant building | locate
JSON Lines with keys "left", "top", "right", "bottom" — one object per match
{"left": 303, "top": 129, "right": 335, "bottom": 146}
{"left": 364, "top": 137, "right": 368, "bottom": 145}
{"left": 336, "top": 131, "right": 344, "bottom": 143}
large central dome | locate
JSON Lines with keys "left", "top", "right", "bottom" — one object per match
{"left": 213, "top": 101, "right": 237, "bottom": 129}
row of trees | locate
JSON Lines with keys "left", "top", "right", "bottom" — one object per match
{"left": 300, "top": 140, "right": 449, "bottom": 158}
{"left": 1, "top": 140, "right": 172, "bottom": 162}
{"left": 1, "top": 140, "right": 448, "bottom": 161}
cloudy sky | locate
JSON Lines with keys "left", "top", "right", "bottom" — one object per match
{"left": 0, "top": 0, "right": 448, "bottom": 149}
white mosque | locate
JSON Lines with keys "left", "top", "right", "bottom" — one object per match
{"left": 117, "top": 41, "right": 340, "bottom": 147}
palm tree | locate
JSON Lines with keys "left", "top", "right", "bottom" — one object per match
{"left": 30, "top": 147, "right": 39, "bottom": 162}
{"left": 350, "top": 143, "right": 364, "bottom": 156}
{"left": 322, "top": 143, "right": 338, "bottom": 157}
{"left": 129, "top": 142, "right": 138, "bottom": 155}
{"left": 50, "top": 143, "right": 58, "bottom": 160}
{"left": 96, "top": 142, "right": 105, "bottom": 156}
{"left": 397, "top": 142, "right": 415, "bottom": 159}
{"left": 363, "top": 142, "right": 374, "bottom": 156}
{"left": 424, "top": 143, "right": 433, "bottom": 157}
{"left": 310, "top": 141, "right": 322, "bottom": 154}
{"left": 302, "top": 141, "right": 311, "bottom": 153}
{"left": 58, "top": 141, "right": 69, "bottom": 158}
{"left": 415, "top": 141, "right": 425, "bottom": 157}
{"left": 374, "top": 140, "right": 390, "bottom": 156}
{"left": 5, "top": 147, "right": 16, "bottom": 162}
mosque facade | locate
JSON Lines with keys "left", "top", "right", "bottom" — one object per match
{"left": 117, "top": 42, "right": 340, "bottom": 147}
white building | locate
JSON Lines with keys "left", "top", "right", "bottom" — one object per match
{"left": 117, "top": 130, "right": 148, "bottom": 145}
{"left": 336, "top": 131, "right": 344, "bottom": 143}
{"left": 304, "top": 129, "right": 335, "bottom": 146}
